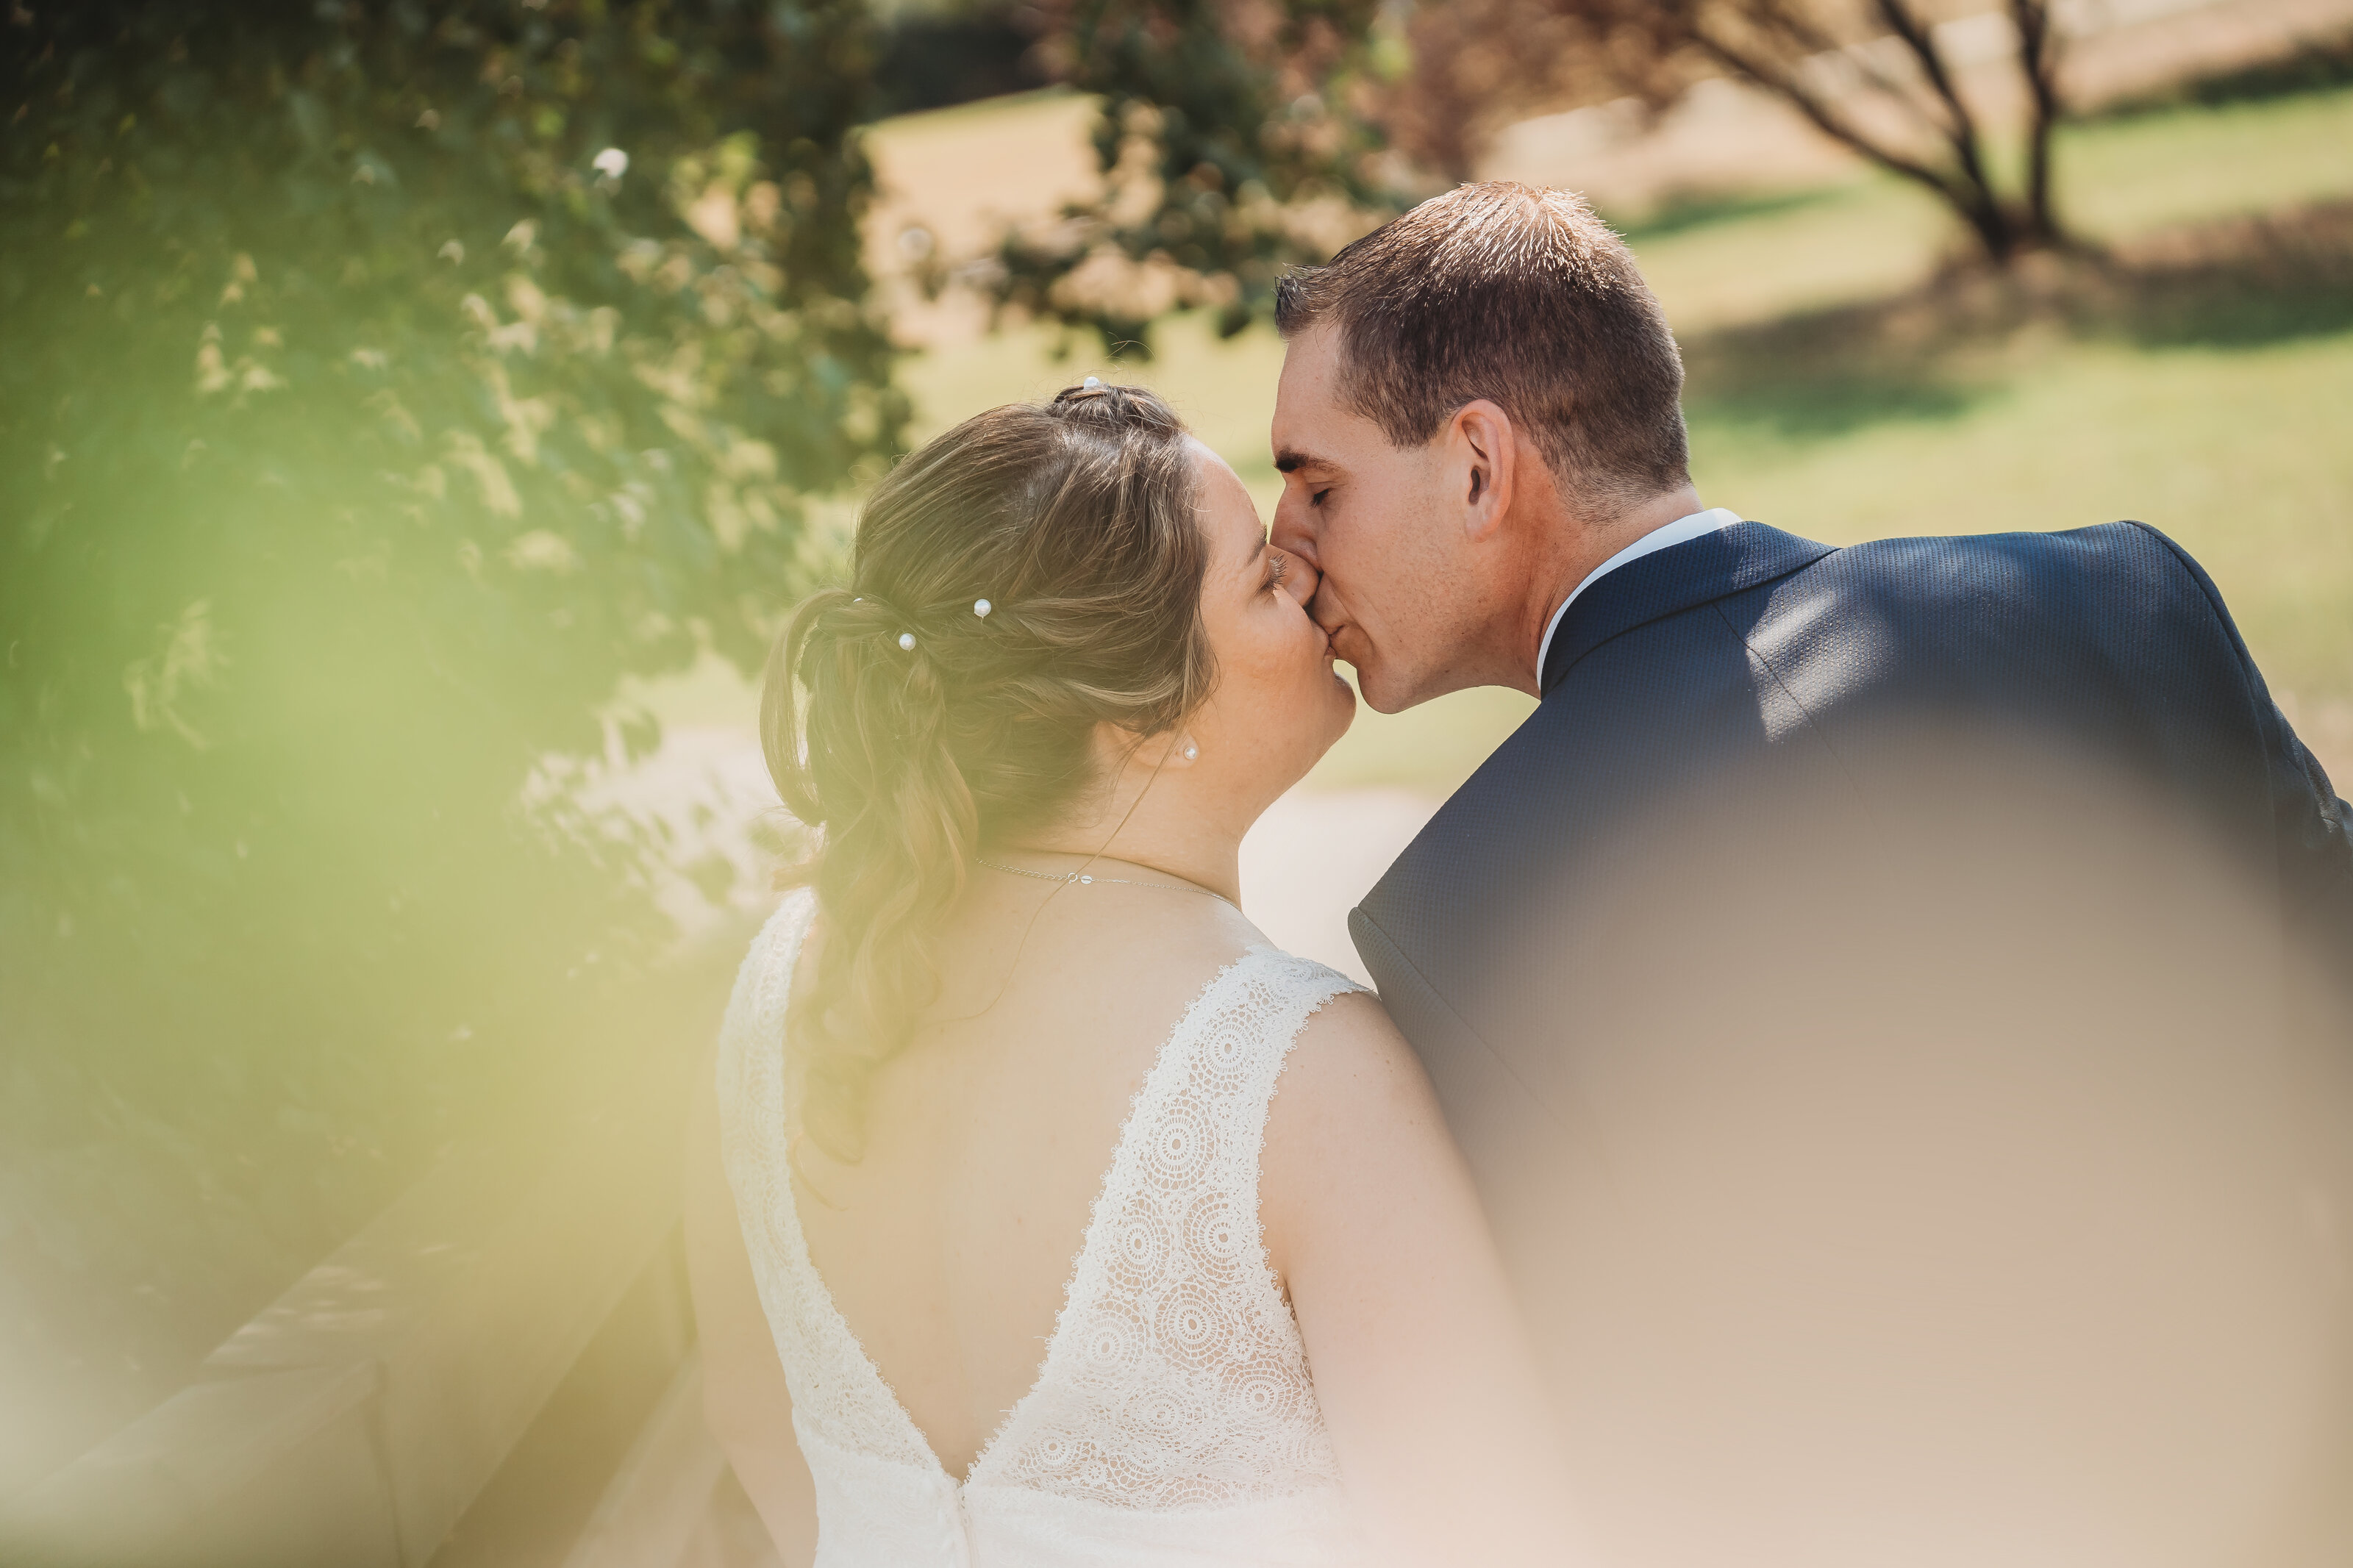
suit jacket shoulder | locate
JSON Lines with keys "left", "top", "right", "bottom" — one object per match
{"left": 1354, "top": 519, "right": 2353, "bottom": 1109}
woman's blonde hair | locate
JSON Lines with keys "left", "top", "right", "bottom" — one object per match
{"left": 762, "top": 384, "right": 1215, "bottom": 1161}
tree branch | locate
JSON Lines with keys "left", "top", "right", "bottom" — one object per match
{"left": 1688, "top": 26, "right": 1968, "bottom": 214}
{"left": 1871, "top": 0, "right": 1982, "bottom": 151}
{"left": 1871, "top": 0, "right": 2002, "bottom": 240}
{"left": 2011, "top": 0, "right": 2065, "bottom": 241}
{"left": 1745, "top": 0, "right": 1943, "bottom": 132}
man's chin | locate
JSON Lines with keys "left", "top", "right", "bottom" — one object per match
{"left": 1343, "top": 659, "right": 1420, "bottom": 717}
{"left": 1329, "top": 629, "right": 1425, "bottom": 713}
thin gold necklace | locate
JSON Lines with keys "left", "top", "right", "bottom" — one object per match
{"left": 976, "top": 856, "right": 1235, "bottom": 909}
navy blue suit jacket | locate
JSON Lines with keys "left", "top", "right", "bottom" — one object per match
{"left": 1349, "top": 521, "right": 2353, "bottom": 1231}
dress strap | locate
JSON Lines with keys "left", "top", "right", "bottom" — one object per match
{"left": 978, "top": 945, "right": 1363, "bottom": 1503}
{"left": 715, "top": 888, "right": 818, "bottom": 1106}
{"left": 1135, "top": 948, "right": 1361, "bottom": 1210}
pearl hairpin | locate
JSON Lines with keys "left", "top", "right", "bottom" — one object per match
{"left": 897, "top": 632, "right": 916, "bottom": 651}
{"left": 1082, "top": 375, "right": 1102, "bottom": 390}
{"left": 973, "top": 598, "right": 993, "bottom": 618}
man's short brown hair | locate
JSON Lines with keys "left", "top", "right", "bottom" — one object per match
{"left": 1275, "top": 182, "right": 1689, "bottom": 501}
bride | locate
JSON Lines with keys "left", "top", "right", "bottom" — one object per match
{"left": 683, "top": 382, "right": 1572, "bottom": 1566}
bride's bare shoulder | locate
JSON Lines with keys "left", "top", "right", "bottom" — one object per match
{"left": 1271, "top": 986, "right": 1425, "bottom": 1117}
{"left": 1263, "top": 986, "right": 1435, "bottom": 1164}
{"left": 1257, "top": 984, "right": 1461, "bottom": 1274}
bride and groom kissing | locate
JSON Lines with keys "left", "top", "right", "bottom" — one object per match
{"left": 684, "top": 182, "right": 2353, "bottom": 1566}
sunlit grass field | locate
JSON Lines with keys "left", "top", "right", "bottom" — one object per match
{"left": 882, "top": 82, "right": 2353, "bottom": 793}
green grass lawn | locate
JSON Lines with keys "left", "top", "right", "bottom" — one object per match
{"left": 880, "top": 81, "right": 2353, "bottom": 793}
{"left": 2064, "top": 78, "right": 2353, "bottom": 237}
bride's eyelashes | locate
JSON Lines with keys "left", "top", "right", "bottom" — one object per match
{"left": 1263, "top": 554, "right": 1289, "bottom": 595}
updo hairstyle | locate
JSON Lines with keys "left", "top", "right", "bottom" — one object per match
{"left": 762, "top": 384, "right": 1215, "bottom": 1162}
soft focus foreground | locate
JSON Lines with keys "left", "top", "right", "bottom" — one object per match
{"left": 4, "top": 3, "right": 2351, "bottom": 1564}
{"left": 1479, "top": 733, "right": 2353, "bottom": 1568}
{"left": 3, "top": 0, "right": 890, "bottom": 1507}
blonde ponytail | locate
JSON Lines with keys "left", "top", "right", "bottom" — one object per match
{"left": 763, "top": 385, "right": 1212, "bottom": 1161}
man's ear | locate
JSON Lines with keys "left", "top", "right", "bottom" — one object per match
{"left": 1449, "top": 399, "right": 1517, "bottom": 543}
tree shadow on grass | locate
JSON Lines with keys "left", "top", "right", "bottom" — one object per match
{"left": 1682, "top": 333, "right": 1982, "bottom": 443}
{"left": 1679, "top": 287, "right": 1999, "bottom": 443}
{"left": 1678, "top": 198, "right": 2353, "bottom": 443}
{"left": 2101, "top": 200, "right": 2353, "bottom": 347}
{"left": 2092, "top": 27, "right": 2353, "bottom": 119}
{"left": 1609, "top": 184, "right": 1853, "bottom": 243}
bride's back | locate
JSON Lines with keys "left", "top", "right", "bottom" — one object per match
{"left": 689, "top": 382, "right": 1568, "bottom": 1566}
{"left": 740, "top": 384, "right": 1258, "bottom": 1484}
{"left": 790, "top": 881, "right": 1265, "bottom": 1480}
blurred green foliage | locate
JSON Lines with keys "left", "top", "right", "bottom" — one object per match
{"left": 0, "top": 0, "right": 1421, "bottom": 1480}
{"left": 0, "top": 0, "right": 901, "bottom": 1467}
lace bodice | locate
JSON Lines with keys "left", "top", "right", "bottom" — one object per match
{"left": 714, "top": 890, "right": 1371, "bottom": 1567}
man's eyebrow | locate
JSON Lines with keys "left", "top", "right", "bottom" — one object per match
{"left": 1274, "top": 448, "right": 1323, "bottom": 474}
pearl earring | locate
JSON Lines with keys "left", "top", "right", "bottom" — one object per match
{"left": 1182, "top": 742, "right": 1199, "bottom": 761}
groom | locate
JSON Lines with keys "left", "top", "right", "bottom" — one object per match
{"left": 1270, "top": 182, "right": 2353, "bottom": 1554}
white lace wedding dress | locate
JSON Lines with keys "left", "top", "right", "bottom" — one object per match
{"left": 715, "top": 892, "right": 1374, "bottom": 1567}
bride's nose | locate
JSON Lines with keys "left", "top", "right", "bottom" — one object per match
{"left": 1271, "top": 545, "right": 1320, "bottom": 608}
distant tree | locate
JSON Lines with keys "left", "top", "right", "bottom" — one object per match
{"left": 1393, "top": 0, "right": 2071, "bottom": 264}
{"left": 979, "top": 0, "right": 1409, "bottom": 350}
{"left": 968, "top": 0, "right": 2068, "bottom": 348}
{"left": 1380, "top": 0, "right": 1691, "bottom": 187}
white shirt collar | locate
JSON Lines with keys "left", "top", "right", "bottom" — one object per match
{"left": 1533, "top": 506, "right": 1743, "bottom": 687}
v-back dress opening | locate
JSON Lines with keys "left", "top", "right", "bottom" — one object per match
{"left": 715, "top": 890, "right": 1374, "bottom": 1567}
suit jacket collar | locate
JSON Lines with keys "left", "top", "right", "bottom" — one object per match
{"left": 1540, "top": 521, "right": 1835, "bottom": 695}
